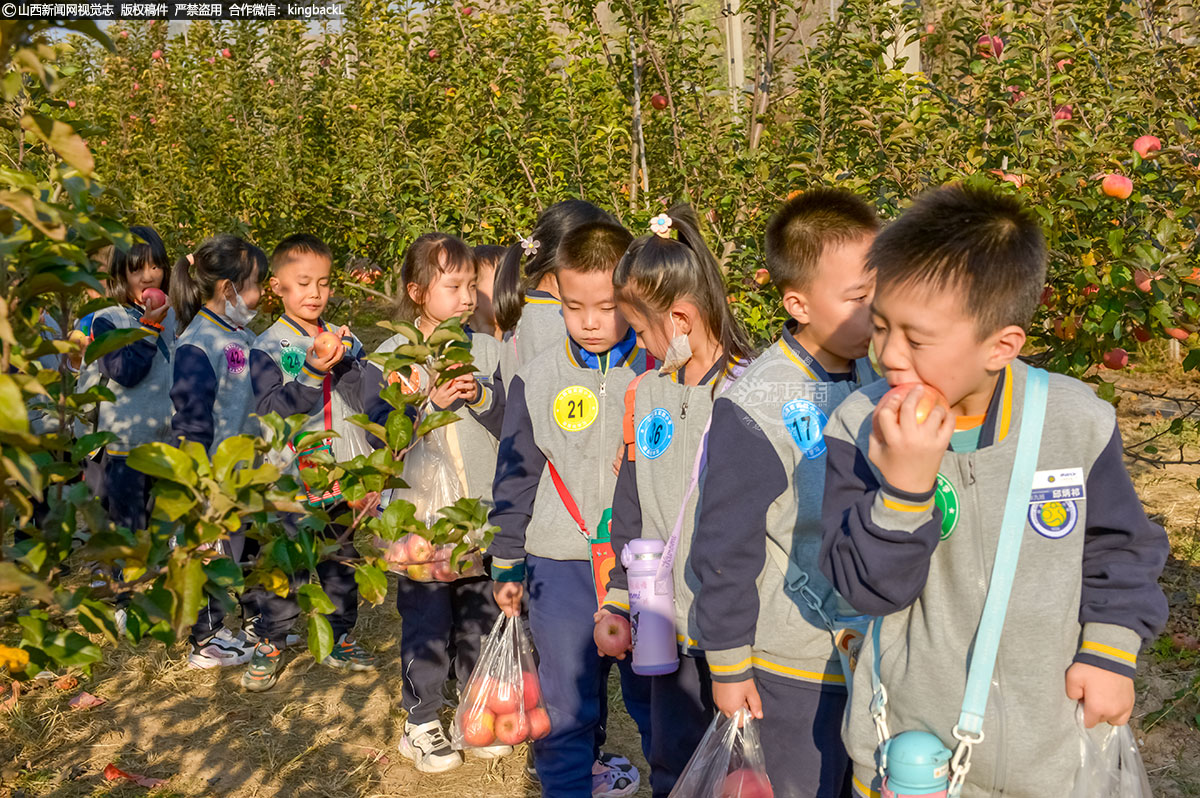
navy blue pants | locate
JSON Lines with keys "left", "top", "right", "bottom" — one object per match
{"left": 191, "top": 530, "right": 261, "bottom": 641}
{"left": 103, "top": 453, "right": 150, "bottom": 533}
{"left": 649, "top": 651, "right": 714, "bottom": 797}
{"left": 395, "top": 574, "right": 497, "bottom": 725}
{"left": 755, "top": 672, "right": 852, "bottom": 798}
{"left": 526, "top": 555, "right": 652, "bottom": 797}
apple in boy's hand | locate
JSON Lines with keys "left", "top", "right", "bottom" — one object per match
{"left": 494, "top": 711, "right": 530, "bottom": 745}
{"left": 67, "top": 329, "right": 89, "bottom": 367}
{"left": 141, "top": 287, "right": 168, "bottom": 311}
{"left": 872, "top": 382, "right": 951, "bottom": 437}
{"left": 593, "top": 612, "right": 632, "bottom": 659}
{"left": 486, "top": 679, "right": 521, "bottom": 715}
{"left": 521, "top": 671, "right": 541, "bottom": 709}
{"left": 720, "top": 768, "right": 774, "bottom": 798}
{"left": 462, "top": 707, "right": 496, "bottom": 747}
{"left": 312, "top": 331, "right": 341, "bottom": 360}
{"left": 527, "top": 707, "right": 551, "bottom": 740}
{"left": 1133, "top": 135, "right": 1162, "bottom": 159}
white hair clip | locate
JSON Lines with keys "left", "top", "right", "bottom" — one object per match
{"left": 649, "top": 213, "right": 673, "bottom": 238}
{"left": 521, "top": 236, "right": 541, "bottom": 257}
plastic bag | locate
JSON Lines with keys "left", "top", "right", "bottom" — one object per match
{"left": 1070, "top": 706, "right": 1152, "bottom": 798}
{"left": 669, "top": 710, "right": 774, "bottom": 798}
{"left": 452, "top": 614, "right": 549, "bottom": 750}
{"left": 380, "top": 534, "right": 485, "bottom": 582}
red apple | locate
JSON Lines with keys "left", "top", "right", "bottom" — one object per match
{"left": 1102, "top": 348, "right": 1128, "bottom": 370}
{"left": 521, "top": 670, "right": 541, "bottom": 710}
{"left": 650, "top": 93, "right": 668, "bottom": 110}
{"left": 527, "top": 707, "right": 551, "bottom": 740}
{"left": 428, "top": 48, "right": 440, "bottom": 60}
{"left": 312, "top": 330, "right": 342, "bottom": 359}
{"left": 1053, "top": 104, "right": 1073, "bottom": 121}
{"left": 141, "top": 287, "right": 167, "bottom": 310}
{"left": 67, "top": 100, "right": 76, "bottom": 109}
{"left": 1055, "top": 58, "right": 1073, "bottom": 71}
{"left": 925, "top": 23, "right": 935, "bottom": 34}
{"left": 1101, "top": 174, "right": 1133, "bottom": 199}
{"left": 1133, "top": 135, "right": 1162, "bottom": 159}
{"left": 461, "top": 5, "right": 473, "bottom": 14}
{"left": 430, "top": 559, "right": 456, "bottom": 582}
{"left": 874, "top": 383, "right": 951, "bottom": 435}
{"left": 221, "top": 48, "right": 232, "bottom": 58}
{"left": 976, "top": 34, "right": 1003, "bottom": 58}
{"left": 1007, "top": 85, "right": 1025, "bottom": 104}
{"left": 119, "top": 30, "right": 129, "bottom": 39}
{"left": 462, "top": 707, "right": 496, "bottom": 747}
{"left": 1165, "top": 327, "right": 1190, "bottom": 341}
{"left": 753, "top": 268, "right": 771, "bottom": 286}
{"left": 594, "top": 614, "right": 632, "bottom": 658}
{"left": 494, "top": 711, "right": 530, "bottom": 745}
{"left": 720, "top": 768, "right": 775, "bottom": 798}
{"left": 1133, "top": 327, "right": 1152, "bottom": 343}
{"left": 404, "top": 533, "right": 434, "bottom": 564}
{"left": 151, "top": 49, "right": 162, "bottom": 60}
{"left": 1083, "top": 283, "right": 1100, "bottom": 296}
{"left": 487, "top": 679, "right": 521, "bottom": 716}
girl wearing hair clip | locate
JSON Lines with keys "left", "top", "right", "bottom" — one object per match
{"left": 169, "top": 234, "right": 269, "bottom": 669}
{"left": 599, "top": 205, "right": 757, "bottom": 796}
{"left": 492, "top": 200, "right": 619, "bottom": 373}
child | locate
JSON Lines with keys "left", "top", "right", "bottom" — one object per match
{"left": 170, "top": 234, "right": 268, "bottom": 669}
{"left": 93, "top": 226, "right": 175, "bottom": 538}
{"left": 244, "top": 233, "right": 389, "bottom": 691}
{"left": 598, "top": 206, "right": 756, "bottom": 797}
{"left": 490, "top": 220, "right": 653, "bottom": 798}
{"left": 690, "top": 188, "right": 881, "bottom": 797}
{"left": 492, "top": 199, "right": 617, "bottom": 367}
{"left": 378, "top": 233, "right": 507, "bottom": 772}
{"left": 471, "top": 243, "right": 506, "bottom": 339}
{"left": 819, "top": 184, "right": 1169, "bottom": 797}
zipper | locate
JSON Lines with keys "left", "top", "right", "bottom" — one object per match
{"left": 597, "top": 368, "right": 607, "bottom": 510}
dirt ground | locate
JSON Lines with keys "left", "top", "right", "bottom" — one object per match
{"left": 2, "top": 371, "right": 1199, "bottom": 798}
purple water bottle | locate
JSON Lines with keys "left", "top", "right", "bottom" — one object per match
{"left": 622, "top": 538, "right": 679, "bottom": 676}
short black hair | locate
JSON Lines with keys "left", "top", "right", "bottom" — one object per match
{"left": 765, "top": 188, "right": 879, "bottom": 291}
{"left": 557, "top": 221, "right": 633, "bottom": 275}
{"left": 868, "top": 183, "right": 1047, "bottom": 336}
{"left": 108, "top": 225, "right": 170, "bottom": 302}
{"left": 474, "top": 244, "right": 507, "bottom": 271}
{"left": 271, "top": 233, "right": 332, "bottom": 274}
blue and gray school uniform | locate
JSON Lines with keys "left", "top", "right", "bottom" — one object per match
{"left": 248, "top": 314, "right": 391, "bottom": 643}
{"left": 820, "top": 360, "right": 1169, "bottom": 798}
{"left": 377, "top": 327, "right": 504, "bottom": 724}
{"left": 92, "top": 303, "right": 177, "bottom": 534}
{"left": 510, "top": 288, "right": 565, "bottom": 374}
{"left": 171, "top": 307, "right": 261, "bottom": 641}
{"left": 489, "top": 330, "right": 653, "bottom": 796}
{"left": 603, "top": 359, "right": 739, "bottom": 798}
{"left": 692, "top": 325, "right": 877, "bottom": 798}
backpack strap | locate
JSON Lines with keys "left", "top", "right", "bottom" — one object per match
{"left": 623, "top": 372, "right": 650, "bottom": 463}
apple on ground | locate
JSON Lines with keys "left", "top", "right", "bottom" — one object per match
{"left": 462, "top": 707, "right": 496, "bottom": 747}
{"left": 428, "top": 48, "right": 440, "bottom": 60}
{"left": 527, "top": 707, "right": 551, "bottom": 740}
{"left": 1102, "top": 348, "right": 1128, "bottom": 370}
{"left": 151, "top": 49, "right": 162, "bottom": 60}
{"left": 1133, "top": 135, "right": 1162, "bottom": 159}
{"left": 594, "top": 614, "right": 632, "bottom": 658}
{"left": 720, "top": 768, "right": 775, "bottom": 798}
{"left": 494, "top": 712, "right": 530, "bottom": 745}
{"left": 461, "top": 5, "right": 473, "bottom": 14}
{"left": 1101, "top": 174, "right": 1133, "bottom": 199}
{"left": 221, "top": 48, "right": 232, "bottom": 58}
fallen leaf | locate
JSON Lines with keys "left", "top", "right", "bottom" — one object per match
{"left": 102, "top": 763, "right": 166, "bottom": 787}
{"left": 52, "top": 675, "right": 78, "bottom": 691}
{"left": 68, "top": 691, "right": 105, "bottom": 710}
{"left": 1, "top": 681, "right": 19, "bottom": 711}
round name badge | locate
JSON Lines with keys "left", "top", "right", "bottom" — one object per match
{"left": 1028, "top": 499, "right": 1078, "bottom": 539}
{"left": 636, "top": 408, "right": 674, "bottom": 459}
{"left": 279, "top": 344, "right": 306, "bottom": 377}
{"left": 224, "top": 343, "right": 247, "bottom": 375}
{"left": 782, "top": 398, "right": 828, "bottom": 460}
{"left": 934, "top": 473, "right": 959, "bottom": 540}
{"left": 553, "top": 386, "right": 599, "bottom": 431}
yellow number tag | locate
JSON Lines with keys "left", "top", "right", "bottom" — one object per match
{"left": 553, "top": 386, "right": 599, "bottom": 432}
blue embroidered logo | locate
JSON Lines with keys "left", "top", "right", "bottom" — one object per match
{"left": 782, "top": 398, "right": 828, "bottom": 459}
{"left": 1028, "top": 500, "right": 1078, "bottom": 539}
{"left": 636, "top": 408, "right": 674, "bottom": 459}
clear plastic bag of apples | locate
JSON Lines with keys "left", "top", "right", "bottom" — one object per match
{"left": 379, "top": 532, "right": 485, "bottom": 582}
{"left": 452, "top": 614, "right": 550, "bottom": 750}
{"left": 668, "top": 709, "right": 774, "bottom": 798}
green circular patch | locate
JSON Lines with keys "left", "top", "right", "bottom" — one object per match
{"left": 934, "top": 473, "right": 959, "bottom": 540}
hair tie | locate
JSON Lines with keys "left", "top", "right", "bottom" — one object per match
{"left": 649, "top": 213, "right": 673, "bottom": 238}
{"left": 520, "top": 236, "right": 541, "bottom": 257}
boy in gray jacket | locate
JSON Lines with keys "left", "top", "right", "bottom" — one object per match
{"left": 820, "top": 184, "right": 1169, "bottom": 798}
{"left": 691, "top": 189, "right": 880, "bottom": 797}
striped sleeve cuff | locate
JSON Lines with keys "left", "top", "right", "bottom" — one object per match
{"left": 139, "top": 321, "right": 162, "bottom": 335}
{"left": 705, "top": 645, "right": 754, "bottom": 683}
{"left": 490, "top": 558, "right": 526, "bottom": 583}
{"left": 870, "top": 482, "right": 936, "bottom": 533}
{"left": 602, "top": 588, "right": 630, "bottom": 619}
{"left": 1074, "top": 622, "right": 1141, "bottom": 678}
{"left": 297, "top": 362, "right": 327, "bottom": 389}
{"left": 468, "top": 382, "right": 492, "bottom": 411}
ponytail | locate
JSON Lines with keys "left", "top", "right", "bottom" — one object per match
{"left": 493, "top": 242, "right": 526, "bottom": 333}
{"left": 171, "top": 234, "right": 267, "bottom": 330}
{"left": 170, "top": 252, "right": 203, "bottom": 331}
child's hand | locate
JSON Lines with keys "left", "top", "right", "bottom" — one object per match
{"left": 712, "top": 679, "right": 763, "bottom": 723}
{"left": 142, "top": 301, "right": 169, "bottom": 328}
{"left": 1066, "top": 662, "right": 1135, "bottom": 727}
{"left": 592, "top": 609, "right": 631, "bottom": 659}
{"left": 493, "top": 581, "right": 523, "bottom": 617}
{"left": 868, "top": 385, "right": 955, "bottom": 495}
{"left": 306, "top": 328, "right": 347, "bottom": 373}
{"left": 429, "top": 375, "right": 477, "bottom": 409}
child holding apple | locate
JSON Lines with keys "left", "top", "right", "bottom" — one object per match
{"left": 92, "top": 225, "right": 175, "bottom": 543}
{"left": 819, "top": 184, "right": 1169, "bottom": 797}
{"left": 490, "top": 219, "right": 653, "bottom": 798}
{"left": 596, "top": 205, "right": 756, "bottom": 797}
{"left": 245, "top": 233, "right": 391, "bottom": 691}
{"left": 376, "top": 232, "right": 508, "bottom": 773}
{"left": 690, "top": 189, "right": 881, "bottom": 797}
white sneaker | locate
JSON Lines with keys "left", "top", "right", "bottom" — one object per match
{"left": 187, "top": 628, "right": 254, "bottom": 669}
{"left": 114, "top": 608, "right": 127, "bottom": 638}
{"left": 592, "top": 752, "right": 640, "bottom": 798}
{"left": 398, "top": 720, "right": 463, "bottom": 774}
{"left": 466, "top": 742, "right": 513, "bottom": 760}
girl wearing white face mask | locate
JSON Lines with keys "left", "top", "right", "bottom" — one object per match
{"left": 169, "top": 234, "right": 269, "bottom": 669}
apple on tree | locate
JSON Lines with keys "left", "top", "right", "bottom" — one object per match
{"left": 1133, "top": 135, "right": 1162, "bottom": 159}
{"left": 650, "top": 93, "right": 668, "bottom": 110}
{"left": 1100, "top": 174, "right": 1133, "bottom": 200}
{"left": 1102, "top": 348, "right": 1128, "bottom": 370}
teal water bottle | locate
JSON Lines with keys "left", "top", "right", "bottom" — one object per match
{"left": 880, "top": 731, "right": 952, "bottom": 798}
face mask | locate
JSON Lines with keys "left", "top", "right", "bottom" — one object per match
{"left": 659, "top": 318, "right": 693, "bottom": 375}
{"left": 224, "top": 288, "right": 257, "bottom": 328}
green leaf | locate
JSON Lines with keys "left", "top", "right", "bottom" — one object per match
{"left": 0, "top": 562, "right": 54, "bottom": 603}
{"left": 151, "top": 482, "right": 197, "bottom": 521}
{"left": 212, "top": 435, "right": 255, "bottom": 484}
{"left": 202, "top": 558, "right": 243, "bottom": 591}
{"left": 415, "top": 410, "right": 459, "bottom": 438}
{"left": 128, "top": 442, "right": 197, "bottom": 484}
{"left": 386, "top": 410, "right": 414, "bottom": 452}
{"left": 20, "top": 111, "right": 95, "bottom": 175}
{"left": 168, "top": 555, "right": 208, "bottom": 634}
{"left": 307, "top": 612, "right": 335, "bottom": 662}
{"left": 297, "top": 583, "right": 336, "bottom": 614}
{"left": 0, "top": 375, "right": 29, "bottom": 434}
{"left": 1183, "top": 348, "right": 1200, "bottom": 372}
{"left": 354, "top": 564, "right": 388, "bottom": 605}
{"left": 85, "top": 326, "right": 150, "bottom": 364}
